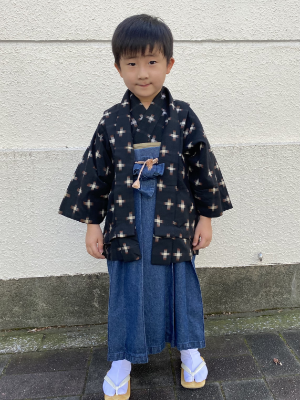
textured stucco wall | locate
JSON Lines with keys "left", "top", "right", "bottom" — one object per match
{"left": 0, "top": 1, "right": 299, "bottom": 279}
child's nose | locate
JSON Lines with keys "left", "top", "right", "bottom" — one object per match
{"left": 137, "top": 66, "right": 149, "bottom": 79}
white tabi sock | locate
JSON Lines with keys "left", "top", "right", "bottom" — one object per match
{"left": 180, "top": 348, "right": 208, "bottom": 383}
{"left": 103, "top": 359, "right": 131, "bottom": 396}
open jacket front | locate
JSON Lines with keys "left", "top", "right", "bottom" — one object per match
{"left": 58, "top": 86, "right": 233, "bottom": 265}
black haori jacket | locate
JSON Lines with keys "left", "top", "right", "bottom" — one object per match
{"left": 58, "top": 86, "right": 233, "bottom": 265}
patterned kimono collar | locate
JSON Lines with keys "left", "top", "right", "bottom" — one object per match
{"left": 105, "top": 85, "right": 183, "bottom": 238}
{"left": 129, "top": 86, "right": 169, "bottom": 144}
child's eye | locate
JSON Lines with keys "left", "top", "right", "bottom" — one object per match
{"left": 128, "top": 63, "right": 136, "bottom": 66}
{"left": 149, "top": 61, "right": 157, "bottom": 65}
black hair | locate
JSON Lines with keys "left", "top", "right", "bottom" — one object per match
{"left": 112, "top": 14, "right": 173, "bottom": 69}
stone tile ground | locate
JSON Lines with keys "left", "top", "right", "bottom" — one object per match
{"left": 0, "top": 329, "right": 300, "bottom": 399}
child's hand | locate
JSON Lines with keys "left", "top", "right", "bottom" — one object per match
{"left": 192, "top": 216, "right": 212, "bottom": 250}
{"left": 85, "top": 224, "right": 106, "bottom": 259}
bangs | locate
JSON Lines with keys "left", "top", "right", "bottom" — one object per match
{"left": 120, "top": 40, "right": 164, "bottom": 60}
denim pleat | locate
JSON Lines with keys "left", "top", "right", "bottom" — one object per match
{"left": 107, "top": 147, "right": 206, "bottom": 364}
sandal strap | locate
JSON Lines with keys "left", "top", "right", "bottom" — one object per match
{"left": 104, "top": 374, "right": 130, "bottom": 395}
{"left": 181, "top": 359, "right": 206, "bottom": 377}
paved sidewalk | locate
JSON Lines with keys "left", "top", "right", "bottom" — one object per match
{"left": 1, "top": 310, "right": 300, "bottom": 400}
{"left": 1, "top": 325, "right": 300, "bottom": 399}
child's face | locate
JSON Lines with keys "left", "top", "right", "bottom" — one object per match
{"left": 115, "top": 45, "right": 175, "bottom": 107}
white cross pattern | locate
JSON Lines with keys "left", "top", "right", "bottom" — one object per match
{"left": 164, "top": 199, "right": 174, "bottom": 210}
{"left": 155, "top": 215, "right": 163, "bottom": 227}
{"left": 124, "top": 176, "right": 133, "bottom": 187}
{"left": 178, "top": 200, "right": 186, "bottom": 212}
{"left": 100, "top": 119, "right": 105, "bottom": 125}
{"left": 161, "top": 93, "right": 166, "bottom": 99}
{"left": 167, "top": 164, "right": 176, "bottom": 175}
{"left": 72, "top": 174, "right": 78, "bottom": 181}
{"left": 219, "top": 179, "right": 225, "bottom": 187}
{"left": 77, "top": 188, "right": 82, "bottom": 196}
{"left": 82, "top": 171, "right": 87, "bottom": 176}
{"left": 161, "top": 108, "right": 167, "bottom": 116}
{"left": 214, "top": 163, "right": 220, "bottom": 170}
{"left": 103, "top": 111, "right": 111, "bottom": 118}
{"left": 131, "top": 118, "right": 137, "bottom": 127}
{"left": 139, "top": 114, "right": 143, "bottom": 121}
{"left": 109, "top": 204, "right": 114, "bottom": 212}
{"left": 116, "top": 195, "right": 125, "bottom": 206}
{"left": 104, "top": 166, "right": 110, "bottom": 175}
{"left": 183, "top": 129, "right": 190, "bottom": 138}
{"left": 146, "top": 114, "right": 155, "bottom": 123}
{"left": 121, "top": 100, "right": 129, "bottom": 107}
{"left": 175, "top": 106, "right": 182, "bottom": 113}
{"left": 170, "top": 102, "right": 176, "bottom": 110}
{"left": 223, "top": 196, "right": 231, "bottom": 204}
{"left": 199, "top": 143, "right": 204, "bottom": 151}
{"left": 190, "top": 203, "right": 194, "bottom": 213}
{"left": 157, "top": 180, "right": 166, "bottom": 191}
{"left": 160, "top": 249, "right": 170, "bottom": 260}
{"left": 173, "top": 248, "right": 183, "bottom": 261}
{"left": 81, "top": 217, "right": 92, "bottom": 223}
{"left": 99, "top": 209, "right": 106, "bottom": 217}
{"left": 109, "top": 136, "right": 115, "bottom": 145}
{"left": 151, "top": 137, "right": 157, "bottom": 142}
{"left": 118, "top": 231, "right": 126, "bottom": 237}
{"left": 64, "top": 191, "right": 71, "bottom": 198}
{"left": 117, "top": 160, "right": 125, "bottom": 171}
{"left": 187, "top": 141, "right": 194, "bottom": 149}
{"left": 83, "top": 199, "right": 94, "bottom": 209}
{"left": 208, "top": 203, "right": 218, "bottom": 211}
{"left": 87, "top": 181, "right": 99, "bottom": 190}
{"left": 184, "top": 220, "right": 190, "bottom": 231}
{"left": 125, "top": 143, "right": 133, "bottom": 153}
{"left": 122, "top": 243, "right": 130, "bottom": 253}
{"left": 71, "top": 204, "right": 79, "bottom": 213}
{"left": 117, "top": 127, "right": 126, "bottom": 137}
{"left": 160, "top": 146, "right": 169, "bottom": 156}
{"left": 189, "top": 123, "right": 196, "bottom": 133}
{"left": 170, "top": 131, "right": 179, "bottom": 141}
{"left": 180, "top": 119, "right": 186, "bottom": 128}
{"left": 126, "top": 212, "right": 135, "bottom": 224}
{"left": 209, "top": 187, "right": 219, "bottom": 194}
{"left": 195, "top": 161, "right": 203, "bottom": 168}
{"left": 194, "top": 179, "right": 202, "bottom": 186}
{"left": 95, "top": 150, "right": 101, "bottom": 158}
{"left": 208, "top": 169, "right": 213, "bottom": 177}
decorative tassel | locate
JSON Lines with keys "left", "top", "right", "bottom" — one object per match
{"left": 132, "top": 158, "right": 159, "bottom": 189}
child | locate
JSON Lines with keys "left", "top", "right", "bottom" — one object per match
{"left": 59, "top": 14, "right": 233, "bottom": 399}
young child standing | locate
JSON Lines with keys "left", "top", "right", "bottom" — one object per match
{"left": 59, "top": 14, "right": 232, "bottom": 399}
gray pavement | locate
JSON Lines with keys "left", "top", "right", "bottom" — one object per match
{"left": 1, "top": 315, "right": 300, "bottom": 399}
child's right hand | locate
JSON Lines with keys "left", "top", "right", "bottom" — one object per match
{"left": 85, "top": 224, "right": 106, "bottom": 259}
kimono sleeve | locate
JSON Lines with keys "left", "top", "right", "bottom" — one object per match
{"left": 183, "top": 107, "right": 233, "bottom": 218}
{"left": 58, "top": 121, "right": 114, "bottom": 224}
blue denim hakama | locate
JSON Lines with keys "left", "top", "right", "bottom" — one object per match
{"left": 107, "top": 147, "right": 206, "bottom": 364}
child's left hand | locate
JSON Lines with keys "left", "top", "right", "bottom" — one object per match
{"left": 192, "top": 216, "right": 212, "bottom": 250}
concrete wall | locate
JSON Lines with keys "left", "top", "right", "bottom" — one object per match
{"left": 1, "top": 1, "right": 300, "bottom": 280}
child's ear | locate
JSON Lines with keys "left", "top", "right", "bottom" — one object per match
{"left": 114, "top": 63, "right": 122, "bottom": 77}
{"left": 166, "top": 57, "right": 175, "bottom": 74}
